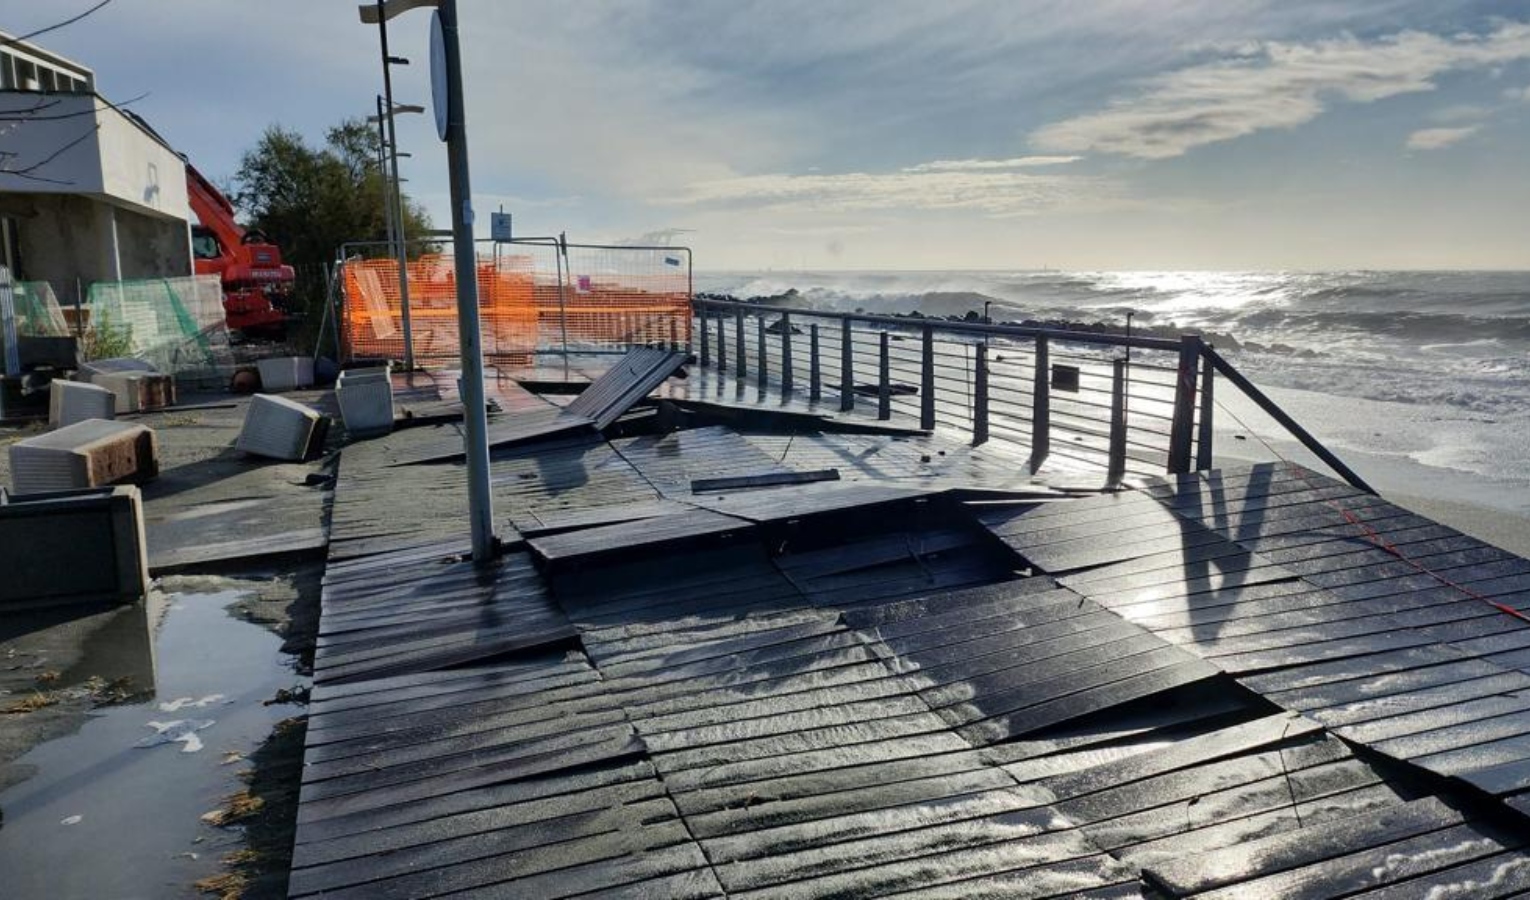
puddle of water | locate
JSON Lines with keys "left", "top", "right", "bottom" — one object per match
{"left": 0, "top": 589, "right": 301, "bottom": 899}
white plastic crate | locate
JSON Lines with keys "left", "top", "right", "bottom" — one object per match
{"left": 257, "top": 356, "right": 315, "bottom": 392}
{"left": 336, "top": 366, "right": 394, "bottom": 436}
{"left": 235, "top": 394, "right": 325, "bottom": 461}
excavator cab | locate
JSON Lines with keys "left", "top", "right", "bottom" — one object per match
{"left": 185, "top": 165, "right": 295, "bottom": 337}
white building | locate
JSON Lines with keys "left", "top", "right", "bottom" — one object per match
{"left": 0, "top": 31, "right": 191, "bottom": 304}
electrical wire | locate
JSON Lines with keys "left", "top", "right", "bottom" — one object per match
{"left": 2, "top": 0, "right": 118, "bottom": 47}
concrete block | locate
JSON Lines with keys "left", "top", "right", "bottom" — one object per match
{"left": 236, "top": 394, "right": 328, "bottom": 460}
{"left": 92, "top": 371, "right": 176, "bottom": 413}
{"left": 49, "top": 379, "right": 117, "bottom": 428}
{"left": 336, "top": 365, "right": 394, "bottom": 436}
{"left": 257, "top": 356, "right": 315, "bottom": 392}
{"left": 0, "top": 485, "right": 150, "bottom": 608}
{"left": 9, "top": 419, "right": 159, "bottom": 493}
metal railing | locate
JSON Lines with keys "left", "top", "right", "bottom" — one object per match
{"left": 691, "top": 297, "right": 1373, "bottom": 492}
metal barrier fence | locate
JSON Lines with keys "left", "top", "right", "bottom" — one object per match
{"left": 338, "top": 240, "right": 692, "bottom": 364}
{"left": 85, "top": 274, "right": 230, "bottom": 376}
{"left": 692, "top": 297, "right": 1372, "bottom": 491}
{"left": 341, "top": 253, "right": 539, "bottom": 362}
{"left": 6, "top": 279, "right": 69, "bottom": 338}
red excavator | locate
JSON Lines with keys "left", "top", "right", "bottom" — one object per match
{"left": 187, "top": 164, "right": 294, "bottom": 335}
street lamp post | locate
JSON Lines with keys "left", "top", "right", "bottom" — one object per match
{"left": 372, "top": 95, "right": 394, "bottom": 246}
{"left": 372, "top": 0, "right": 415, "bottom": 371}
{"left": 361, "top": 0, "right": 494, "bottom": 564}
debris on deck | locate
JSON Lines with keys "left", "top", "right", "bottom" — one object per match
{"left": 0, "top": 485, "right": 149, "bottom": 609}
{"left": 9, "top": 419, "right": 158, "bottom": 492}
{"left": 235, "top": 394, "right": 329, "bottom": 462}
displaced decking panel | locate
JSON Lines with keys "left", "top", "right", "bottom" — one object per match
{"left": 314, "top": 548, "right": 574, "bottom": 685}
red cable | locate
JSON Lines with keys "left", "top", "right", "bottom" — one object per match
{"left": 1172, "top": 360, "right": 1530, "bottom": 627}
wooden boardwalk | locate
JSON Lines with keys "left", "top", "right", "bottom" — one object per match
{"left": 286, "top": 356, "right": 1530, "bottom": 899}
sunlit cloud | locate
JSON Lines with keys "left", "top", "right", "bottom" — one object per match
{"left": 1032, "top": 22, "right": 1530, "bottom": 159}
{"left": 903, "top": 156, "right": 1082, "bottom": 172}
{"left": 1406, "top": 125, "right": 1479, "bottom": 150}
{"left": 666, "top": 165, "right": 1120, "bottom": 216}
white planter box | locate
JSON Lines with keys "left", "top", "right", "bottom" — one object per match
{"left": 337, "top": 366, "right": 394, "bottom": 436}
{"left": 257, "top": 356, "right": 315, "bottom": 392}
{"left": 235, "top": 393, "right": 326, "bottom": 460}
{"left": 0, "top": 485, "right": 150, "bottom": 608}
{"left": 49, "top": 379, "right": 116, "bottom": 428}
{"left": 9, "top": 419, "right": 158, "bottom": 493}
{"left": 90, "top": 371, "right": 176, "bottom": 412}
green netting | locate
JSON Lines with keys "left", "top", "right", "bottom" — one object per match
{"left": 12, "top": 281, "right": 70, "bottom": 337}
{"left": 86, "top": 274, "right": 230, "bottom": 375}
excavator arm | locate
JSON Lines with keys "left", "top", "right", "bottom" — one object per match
{"left": 184, "top": 162, "right": 293, "bottom": 334}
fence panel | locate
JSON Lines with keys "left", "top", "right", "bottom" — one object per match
{"left": 85, "top": 274, "right": 230, "bottom": 376}
{"left": 339, "top": 244, "right": 691, "bottom": 364}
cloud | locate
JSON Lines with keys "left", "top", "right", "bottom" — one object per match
{"left": 1406, "top": 125, "right": 1479, "bottom": 150}
{"left": 1507, "top": 85, "right": 1530, "bottom": 103}
{"left": 902, "top": 156, "right": 1082, "bottom": 172}
{"left": 667, "top": 165, "right": 1117, "bottom": 216}
{"left": 1032, "top": 22, "right": 1530, "bottom": 159}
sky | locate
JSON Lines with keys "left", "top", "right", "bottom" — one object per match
{"left": 14, "top": 0, "right": 1530, "bottom": 270}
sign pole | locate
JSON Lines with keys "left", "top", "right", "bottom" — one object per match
{"left": 434, "top": 0, "right": 495, "bottom": 563}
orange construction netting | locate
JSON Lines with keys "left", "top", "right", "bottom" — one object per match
{"left": 340, "top": 249, "right": 691, "bottom": 363}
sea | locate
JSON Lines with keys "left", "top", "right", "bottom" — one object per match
{"left": 694, "top": 270, "right": 1530, "bottom": 527}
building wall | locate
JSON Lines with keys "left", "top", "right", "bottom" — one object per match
{"left": 113, "top": 205, "right": 192, "bottom": 280}
{"left": 0, "top": 92, "right": 192, "bottom": 301}
{"left": 95, "top": 102, "right": 187, "bottom": 220}
{"left": 7, "top": 195, "right": 190, "bottom": 304}
{"left": 0, "top": 93, "right": 189, "bottom": 221}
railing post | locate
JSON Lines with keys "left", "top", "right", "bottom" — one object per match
{"left": 669, "top": 318, "right": 678, "bottom": 353}
{"left": 735, "top": 309, "right": 746, "bottom": 378}
{"left": 1197, "top": 352, "right": 1215, "bottom": 471}
{"left": 920, "top": 325, "right": 936, "bottom": 430}
{"left": 1030, "top": 336, "right": 1050, "bottom": 466}
{"left": 757, "top": 315, "right": 768, "bottom": 390}
{"left": 699, "top": 307, "right": 710, "bottom": 366}
{"left": 780, "top": 313, "right": 794, "bottom": 396}
{"left": 809, "top": 323, "right": 821, "bottom": 403}
{"left": 1109, "top": 358, "right": 1128, "bottom": 485}
{"left": 840, "top": 318, "right": 855, "bottom": 412}
{"left": 1167, "top": 334, "right": 1202, "bottom": 474}
{"left": 1201, "top": 345, "right": 1376, "bottom": 494}
{"left": 878, "top": 330, "right": 891, "bottom": 420}
{"left": 973, "top": 341, "right": 989, "bottom": 446}
{"left": 717, "top": 309, "right": 727, "bottom": 372}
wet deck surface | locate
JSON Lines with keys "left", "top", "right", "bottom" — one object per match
{"left": 278, "top": 354, "right": 1530, "bottom": 899}
{"left": 12, "top": 351, "right": 1530, "bottom": 898}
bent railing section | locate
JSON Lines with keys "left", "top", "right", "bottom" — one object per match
{"left": 691, "top": 297, "right": 1373, "bottom": 493}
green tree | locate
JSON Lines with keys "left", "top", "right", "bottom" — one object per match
{"left": 231, "top": 120, "right": 432, "bottom": 345}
